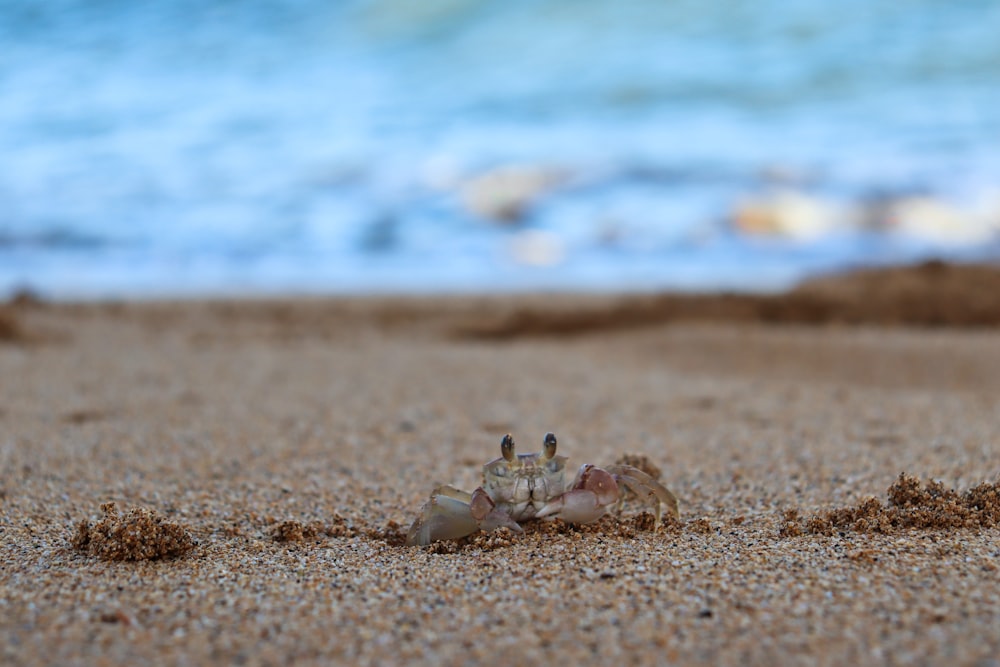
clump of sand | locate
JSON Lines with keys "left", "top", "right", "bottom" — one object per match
{"left": 268, "top": 513, "right": 363, "bottom": 543}
{"left": 71, "top": 502, "right": 195, "bottom": 561}
{"left": 364, "top": 520, "right": 408, "bottom": 546}
{"left": 268, "top": 515, "right": 357, "bottom": 542}
{"left": 783, "top": 473, "right": 1000, "bottom": 536}
{"left": 268, "top": 520, "right": 325, "bottom": 542}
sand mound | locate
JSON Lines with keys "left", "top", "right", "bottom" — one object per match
{"left": 454, "top": 261, "right": 1000, "bottom": 340}
{"left": 0, "top": 307, "right": 23, "bottom": 342}
{"left": 783, "top": 473, "right": 1000, "bottom": 536}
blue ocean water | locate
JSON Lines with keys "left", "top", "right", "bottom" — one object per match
{"left": 1, "top": 0, "right": 999, "bottom": 297}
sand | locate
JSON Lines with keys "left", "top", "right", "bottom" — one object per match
{"left": 2, "top": 264, "right": 1000, "bottom": 666}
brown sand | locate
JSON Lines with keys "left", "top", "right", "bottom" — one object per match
{"left": 0, "top": 307, "right": 24, "bottom": 343}
{"left": 454, "top": 260, "right": 1000, "bottom": 340}
{"left": 2, "top": 263, "right": 1000, "bottom": 666}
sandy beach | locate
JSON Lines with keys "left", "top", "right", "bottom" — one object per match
{"left": 2, "top": 263, "right": 1000, "bottom": 666}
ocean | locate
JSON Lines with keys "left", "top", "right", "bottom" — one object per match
{"left": 1, "top": 0, "right": 999, "bottom": 297}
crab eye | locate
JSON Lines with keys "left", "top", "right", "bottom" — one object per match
{"left": 540, "top": 432, "right": 557, "bottom": 461}
{"left": 500, "top": 434, "right": 516, "bottom": 461}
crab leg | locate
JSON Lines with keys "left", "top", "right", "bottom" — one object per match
{"left": 405, "top": 485, "right": 522, "bottom": 547}
{"left": 607, "top": 464, "right": 681, "bottom": 523}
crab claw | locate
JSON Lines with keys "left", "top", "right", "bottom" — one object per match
{"left": 535, "top": 463, "right": 681, "bottom": 526}
{"left": 534, "top": 464, "right": 620, "bottom": 524}
{"left": 469, "top": 488, "right": 523, "bottom": 533}
{"left": 405, "top": 485, "right": 522, "bottom": 547}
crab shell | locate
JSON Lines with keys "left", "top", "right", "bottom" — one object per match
{"left": 482, "top": 432, "right": 569, "bottom": 521}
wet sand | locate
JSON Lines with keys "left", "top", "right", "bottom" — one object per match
{"left": 2, "top": 263, "right": 1000, "bottom": 666}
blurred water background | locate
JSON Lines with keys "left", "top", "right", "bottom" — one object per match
{"left": 1, "top": 0, "right": 999, "bottom": 297}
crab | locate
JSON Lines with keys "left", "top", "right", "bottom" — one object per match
{"left": 406, "top": 432, "right": 680, "bottom": 546}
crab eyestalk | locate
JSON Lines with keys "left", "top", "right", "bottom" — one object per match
{"left": 540, "top": 432, "right": 558, "bottom": 461}
{"left": 501, "top": 433, "right": 516, "bottom": 461}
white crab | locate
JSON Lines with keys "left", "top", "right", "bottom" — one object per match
{"left": 406, "top": 432, "right": 680, "bottom": 546}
